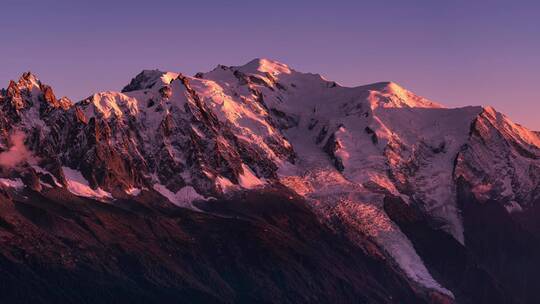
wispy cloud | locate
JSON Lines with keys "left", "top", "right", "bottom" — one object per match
{"left": 0, "top": 131, "right": 32, "bottom": 168}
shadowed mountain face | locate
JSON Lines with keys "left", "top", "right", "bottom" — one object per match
{"left": 0, "top": 59, "right": 539, "bottom": 303}
{"left": 0, "top": 186, "right": 427, "bottom": 304}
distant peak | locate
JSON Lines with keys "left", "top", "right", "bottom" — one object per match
{"left": 17, "top": 71, "right": 41, "bottom": 88}
{"left": 359, "top": 81, "right": 401, "bottom": 92}
{"left": 122, "top": 69, "right": 179, "bottom": 92}
{"left": 360, "top": 81, "right": 444, "bottom": 109}
{"left": 379, "top": 82, "right": 418, "bottom": 100}
{"left": 482, "top": 105, "right": 497, "bottom": 116}
{"left": 2, "top": 71, "right": 42, "bottom": 95}
{"left": 20, "top": 71, "right": 39, "bottom": 81}
{"left": 382, "top": 81, "right": 403, "bottom": 91}
{"left": 238, "top": 58, "right": 292, "bottom": 75}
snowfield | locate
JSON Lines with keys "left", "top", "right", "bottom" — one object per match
{"left": 62, "top": 167, "right": 112, "bottom": 201}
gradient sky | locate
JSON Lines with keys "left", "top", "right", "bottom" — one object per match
{"left": 1, "top": 0, "right": 539, "bottom": 129}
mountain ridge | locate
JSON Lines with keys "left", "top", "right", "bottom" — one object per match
{"left": 0, "top": 58, "right": 539, "bottom": 303}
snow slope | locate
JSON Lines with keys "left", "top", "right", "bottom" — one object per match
{"left": 62, "top": 167, "right": 112, "bottom": 201}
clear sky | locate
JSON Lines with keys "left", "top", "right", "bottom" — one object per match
{"left": 1, "top": 0, "right": 539, "bottom": 129}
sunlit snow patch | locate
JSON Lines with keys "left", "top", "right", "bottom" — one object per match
{"left": 238, "top": 164, "right": 265, "bottom": 189}
{"left": 62, "top": 167, "right": 112, "bottom": 201}
{"left": 125, "top": 187, "right": 141, "bottom": 196}
{"left": 153, "top": 184, "right": 205, "bottom": 209}
{"left": 215, "top": 175, "right": 235, "bottom": 192}
{"left": 0, "top": 178, "right": 24, "bottom": 189}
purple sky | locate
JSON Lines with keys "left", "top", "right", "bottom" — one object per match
{"left": 1, "top": 0, "right": 539, "bottom": 129}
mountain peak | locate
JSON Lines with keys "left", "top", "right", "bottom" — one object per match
{"left": 122, "top": 69, "right": 179, "bottom": 92}
{"left": 238, "top": 58, "right": 292, "bottom": 75}
{"left": 358, "top": 81, "right": 444, "bottom": 109}
{"left": 0, "top": 71, "right": 75, "bottom": 113}
{"left": 19, "top": 71, "right": 40, "bottom": 84}
{"left": 358, "top": 81, "right": 404, "bottom": 93}
{"left": 11, "top": 71, "right": 42, "bottom": 93}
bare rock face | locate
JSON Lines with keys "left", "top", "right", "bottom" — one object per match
{"left": 1, "top": 59, "right": 540, "bottom": 303}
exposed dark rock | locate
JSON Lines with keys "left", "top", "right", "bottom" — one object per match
{"left": 316, "top": 125, "right": 329, "bottom": 144}
{"left": 122, "top": 70, "right": 160, "bottom": 92}
{"left": 431, "top": 141, "right": 447, "bottom": 154}
{"left": 308, "top": 118, "right": 318, "bottom": 130}
{"left": 365, "top": 126, "right": 378, "bottom": 144}
{"left": 158, "top": 85, "right": 172, "bottom": 99}
{"left": 270, "top": 108, "right": 299, "bottom": 129}
{"left": 323, "top": 133, "right": 344, "bottom": 172}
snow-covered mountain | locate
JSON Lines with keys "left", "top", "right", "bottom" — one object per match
{"left": 1, "top": 59, "right": 539, "bottom": 303}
